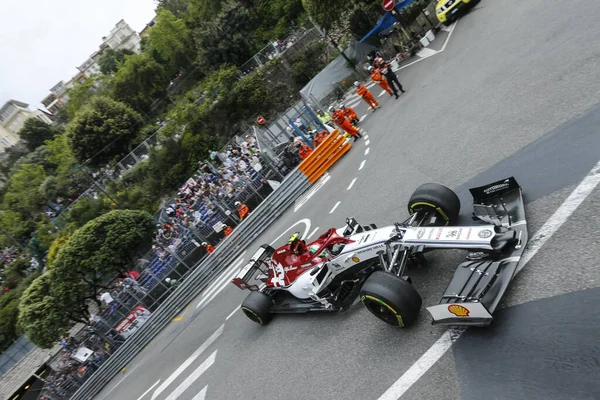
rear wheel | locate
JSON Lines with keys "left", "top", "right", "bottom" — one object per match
{"left": 360, "top": 271, "right": 422, "bottom": 327}
{"left": 408, "top": 183, "right": 460, "bottom": 226}
{"left": 241, "top": 291, "right": 273, "bottom": 325}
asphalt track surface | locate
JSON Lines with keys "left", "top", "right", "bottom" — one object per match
{"left": 95, "top": 1, "right": 600, "bottom": 399}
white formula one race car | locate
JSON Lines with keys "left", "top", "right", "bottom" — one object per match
{"left": 232, "top": 177, "right": 528, "bottom": 327}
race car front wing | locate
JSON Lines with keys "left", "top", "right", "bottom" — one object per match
{"left": 426, "top": 177, "right": 528, "bottom": 327}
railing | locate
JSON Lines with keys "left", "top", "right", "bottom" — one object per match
{"left": 69, "top": 167, "right": 311, "bottom": 400}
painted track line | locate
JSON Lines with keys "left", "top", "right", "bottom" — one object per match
{"left": 395, "top": 21, "right": 458, "bottom": 72}
{"left": 329, "top": 201, "right": 341, "bottom": 214}
{"left": 347, "top": 178, "right": 357, "bottom": 191}
{"left": 364, "top": 134, "right": 369, "bottom": 139}
{"left": 365, "top": 139, "right": 370, "bottom": 146}
{"left": 378, "top": 158, "right": 600, "bottom": 400}
{"left": 307, "top": 226, "right": 320, "bottom": 239}
{"left": 196, "top": 254, "right": 246, "bottom": 309}
{"left": 365, "top": 148, "right": 370, "bottom": 155}
{"left": 136, "top": 379, "right": 160, "bottom": 400}
{"left": 152, "top": 325, "right": 223, "bottom": 400}
{"left": 191, "top": 386, "right": 208, "bottom": 400}
{"left": 360, "top": 115, "right": 367, "bottom": 122}
{"left": 359, "top": 160, "right": 366, "bottom": 170}
{"left": 226, "top": 305, "right": 241, "bottom": 321}
{"left": 164, "top": 350, "right": 217, "bottom": 400}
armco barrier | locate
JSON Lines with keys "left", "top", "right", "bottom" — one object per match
{"left": 298, "top": 130, "right": 352, "bottom": 183}
{"left": 70, "top": 168, "right": 311, "bottom": 400}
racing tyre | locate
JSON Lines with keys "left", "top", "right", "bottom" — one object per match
{"left": 408, "top": 183, "right": 460, "bottom": 226}
{"left": 359, "top": 271, "right": 422, "bottom": 327}
{"left": 241, "top": 291, "right": 273, "bottom": 325}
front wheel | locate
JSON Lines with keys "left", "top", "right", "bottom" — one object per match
{"left": 241, "top": 291, "right": 273, "bottom": 325}
{"left": 359, "top": 271, "right": 422, "bottom": 327}
{"left": 408, "top": 182, "right": 460, "bottom": 226}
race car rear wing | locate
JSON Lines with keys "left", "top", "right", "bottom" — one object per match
{"left": 231, "top": 244, "right": 274, "bottom": 290}
{"left": 426, "top": 177, "right": 528, "bottom": 327}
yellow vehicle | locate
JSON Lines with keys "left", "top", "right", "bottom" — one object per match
{"left": 436, "top": 0, "right": 480, "bottom": 26}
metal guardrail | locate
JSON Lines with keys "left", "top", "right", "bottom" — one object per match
{"left": 70, "top": 168, "right": 311, "bottom": 400}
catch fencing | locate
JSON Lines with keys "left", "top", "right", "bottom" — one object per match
{"left": 69, "top": 167, "right": 311, "bottom": 400}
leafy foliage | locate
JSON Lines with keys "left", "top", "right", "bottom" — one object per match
{"left": 98, "top": 48, "right": 134, "bottom": 75}
{"left": 62, "top": 75, "right": 110, "bottom": 120}
{"left": 289, "top": 40, "right": 330, "bottom": 86}
{"left": 193, "top": 2, "right": 260, "bottom": 72}
{"left": 2, "top": 164, "right": 46, "bottom": 218}
{"left": 65, "top": 97, "right": 142, "bottom": 166}
{"left": 17, "top": 273, "right": 71, "bottom": 349}
{"left": 18, "top": 119, "right": 59, "bottom": 151}
{"left": 112, "top": 53, "right": 170, "bottom": 114}
{"left": 148, "top": 9, "right": 192, "bottom": 70}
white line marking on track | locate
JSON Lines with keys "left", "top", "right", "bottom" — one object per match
{"left": 191, "top": 386, "right": 208, "bottom": 400}
{"left": 359, "top": 160, "right": 366, "bottom": 170}
{"left": 347, "top": 178, "right": 357, "bottom": 191}
{"left": 307, "top": 227, "right": 320, "bottom": 239}
{"left": 364, "top": 134, "right": 369, "bottom": 139}
{"left": 226, "top": 305, "right": 241, "bottom": 321}
{"left": 270, "top": 218, "right": 311, "bottom": 244}
{"left": 378, "top": 158, "right": 600, "bottom": 400}
{"left": 365, "top": 139, "right": 370, "bottom": 146}
{"left": 152, "top": 326, "right": 223, "bottom": 400}
{"left": 164, "top": 351, "right": 217, "bottom": 400}
{"left": 377, "top": 329, "right": 463, "bottom": 400}
{"left": 329, "top": 201, "right": 341, "bottom": 214}
{"left": 378, "top": 90, "right": 387, "bottom": 97}
{"left": 416, "top": 47, "right": 437, "bottom": 58}
{"left": 136, "top": 379, "right": 161, "bottom": 400}
{"left": 294, "top": 173, "right": 331, "bottom": 212}
{"left": 517, "top": 159, "right": 600, "bottom": 273}
{"left": 359, "top": 115, "right": 367, "bottom": 122}
{"left": 196, "top": 255, "right": 246, "bottom": 309}
{"left": 365, "top": 148, "right": 370, "bottom": 155}
{"left": 395, "top": 21, "right": 458, "bottom": 72}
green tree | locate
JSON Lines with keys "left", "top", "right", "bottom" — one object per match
{"left": 18, "top": 119, "right": 58, "bottom": 151}
{"left": 50, "top": 210, "right": 155, "bottom": 304}
{"left": 112, "top": 53, "right": 169, "bottom": 114}
{"left": 157, "top": 0, "right": 190, "bottom": 17}
{"left": 17, "top": 272, "right": 72, "bottom": 348}
{"left": 301, "top": 0, "right": 346, "bottom": 31}
{"left": 43, "top": 133, "right": 88, "bottom": 204}
{"left": 193, "top": 2, "right": 260, "bottom": 72}
{"left": 62, "top": 75, "right": 109, "bottom": 119}
{"left": 2, "top": 164, "right": 46, "bottom": 217}
{"left": 148, "top": 9, "right": 192, "bottom": 69}
{"left": 65, "top": 97, "right": 141, "bottom": 166}
{"left": 9, "top": 145, "right": 55, "bottom": 177}
{"left": 98, "top": 48, "right": 134, "bottom": 75}
{"left": 0, "top": 210, "right": 33, "bottom": 247}
{"left": 0, "top": 294, "right": 20, "bottom": 351}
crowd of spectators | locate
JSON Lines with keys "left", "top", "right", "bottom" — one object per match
{"left": 152, "top": 134, "right": 264, "bottom": 256}
{"left": 40, "top": 332, "right": 112, "bottom": 399}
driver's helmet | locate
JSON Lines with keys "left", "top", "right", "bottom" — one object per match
{"left": 288, "top": 232, "right": 306, "bottom": 254}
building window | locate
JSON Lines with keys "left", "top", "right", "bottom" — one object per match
{"left": 0, "top": 104, "right": 15, "bottom": 122}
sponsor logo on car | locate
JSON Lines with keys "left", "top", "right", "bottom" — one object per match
{"left": 417, "top": 228, "right": 426, "bottom": 239}
{"left": 478, "top": 229, "right": 493, "bottom": 239}
{"left": 351, "top": 256, "right": 360, "bottom": 263}
{"left": 448, "top": 304, "right": 470, "bottom": 317}
{"left": 483, "top": 181, "right": 510, "bottom": 195}
{"left": 276, "top": 249, "right": 286, "bottom": 254}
